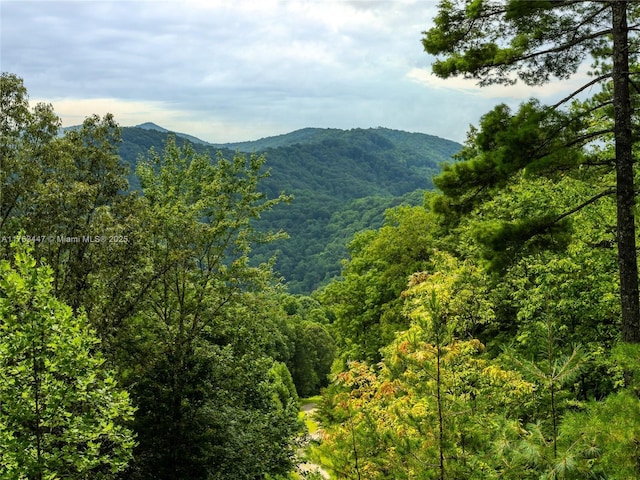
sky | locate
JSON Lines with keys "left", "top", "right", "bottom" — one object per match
{"left": 1, "top": 0, "right": 593, "bottom": 144}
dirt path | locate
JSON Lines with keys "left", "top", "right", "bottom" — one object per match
{"left": 301, "top": 402, "right": 316, "bottom": 412}
{"left": 297, "top": 403, "right": 330, "bottom": 479}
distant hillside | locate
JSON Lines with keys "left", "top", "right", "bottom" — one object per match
{"left": 254, "top": 127, "right": 459, "bottom": 198}
{"left": 212, "top": 127, "right": 460, "bottom": 159}
{"left": 210, "top": 127, "right": 325, "bottom": 151}
{"left": 134, "top": 122, "right": 213, "bottom": 145}
{"left": 116, "top": 125, "right": 461, "bottom": 293}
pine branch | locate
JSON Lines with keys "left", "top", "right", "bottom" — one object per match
{"left": 551, "top": 74, "right": 611, "bottom": 110}
{"left": 551, "top": 187, "right": 615, "bottom": 226}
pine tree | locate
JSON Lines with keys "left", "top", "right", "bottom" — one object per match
{"left": 423, "top": 0, "right": 640, "bottom": 342}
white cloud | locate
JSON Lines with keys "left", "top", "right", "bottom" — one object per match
{"left": 35, "top": 97, "right": 179, "bottom": 128}
{"left": 406, "top": 63, "right": 598, "bottom": 103}
{"left": 2, "top": 0, "right": 601, "bottom": 145}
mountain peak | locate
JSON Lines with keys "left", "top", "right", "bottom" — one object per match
{"left": 132, "top": 122, "right": 211, "bottom": 145}
{"left": 134, "top": 122, "right": 169, "bottom": 132}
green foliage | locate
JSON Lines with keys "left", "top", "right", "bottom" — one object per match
{"left": 301, "top": 4, "right": 640, "bottom": 473}
{"left": 315, "top": 138, "right": 630, "bottom": 479}
{"left": 437, "top": 171, "right": 620, "bottom": 335}
{"left": 422, "top": 0, "right": 627, "bottom": 86}
{"left": 270, "top": 361, "right": 300, "bottom": 407}
{"left": 321, "top": 203, "right": 438, "bottom": 363}
{"left": 120, "top": 137, "right": 299, "bottom": 479}
{"left": 12, "top": 53, "right": 640, "bottom": 479}
{"left": 0, "top": 77, "right": 147, "bottom": 341}
{"left": 478, "top": 176, "right": 621, "bottom": 399}
{"left": 116, "top": 125, "right": 461, "bottom": 292}
{"left": 258, "top": 191, "right": 428, "bottom": 293}
{"left": 435, "top": 101, "right": 575, "bottom": 199}
{"left": 0, "top": 241, "right": 136, "bottom": 479}
{"left": 1, "top": 73, "right": 61, "bottom": 237}
{"left": 429, "top": 100, "right": 617, "bottom": 277}
{"left": 280, "top": 296, "right": 336, "bottom": 397}
{"left": 559, "top": 390, "right": 640, "bottom": 478}
{"left": 424, "top": 0, "right": 640, "bottom": 344}
{"left": 494, "top": 348, "right": 640, "bottom": 479}
{"left": 2, "top": 74, "right": 308, "bottom": 479}
{"left": 317, "top": 270, "right": 533, "bottom": 479}
{"left": 129, "top": 342, "right": 301, "bottom": 480}
{"left": 503, "top": 314, "right": 586, "bottom": 470}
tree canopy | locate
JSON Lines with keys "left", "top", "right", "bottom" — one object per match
{"left": 423, "top": 0, "right": 640, "bottom": 342}
{"left": 0, "top": 241, "right": 136, "bottom": 480}
{"left": 0, "top": 72, "right": 312, "bottom": 480}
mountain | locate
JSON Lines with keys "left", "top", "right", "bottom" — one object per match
{"left": 116, "top": 125, "right": 461, "bottom": 293}
{"left": 212, "top": 127, "right": 329, "bottom": 151}
{"left": 135, "top": 122, "right": 170, "bottom": 132}
{"left": 134, "top": 122, "right": 212, "bottom": 145}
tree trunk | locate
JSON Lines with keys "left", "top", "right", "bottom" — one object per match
{"left": 436, "top": 343, "right": 445, "bottom": 480}
{"left": 611, "top": 0, "right": 640, "bottom": 343}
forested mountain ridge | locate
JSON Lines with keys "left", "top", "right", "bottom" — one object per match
{"left": 117, "top": 125, "right": 461, "bottom": 292}
{"left": 133, "top": 121, "right": 211, "bottom": 145}
{"left": 132, "top": 121, "right": 460, "bottom": 157}
{"left": 119, "top": 124, "right": 460, "bottom": 194}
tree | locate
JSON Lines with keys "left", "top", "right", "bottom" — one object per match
{"left": 123, "top": 137, "right": 299, "bottom": 479}
{"left": 321, "top": 203, "right": 437, "bottom": 363}
{"left": 452, "top": 173, "right": 621, "bottom": 347}
{"left": 504, "top": 315, "right": 585, "bottom": 475}
{"left": 288, "top": 320, "right": 336, "bottom": 397}
{"left": 423, "top": 1, "right": 640, "bottom": 342}
{"left": 0, "top": 240, "right": 136, "bottom": 479}
{"left": 0, "top": 73, "right": 151, "bottom": 351}
{"left": 1, "top": 72, "right": 60, "bottom": 236}
{"left": 317, "top": 258, "right": 533, "bottom": 479}
{"left": 1, "top": 73, "right": 302, "bottom": 478}
{"left": 279, "top": 294, "right": 336, "bottom": 397}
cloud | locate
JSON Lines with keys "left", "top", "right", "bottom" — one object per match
{"left": 32, "top": 97, "right": 179, "bottom": 127}
{"left": 406, "top": 63, "right": 597, "bottom": 103}
{"left": 1, "top": 0, "right": 593, "bottom": 144}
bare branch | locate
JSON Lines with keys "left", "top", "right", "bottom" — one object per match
{"left": 552, "top": 187, "right": 615, "bottom": 225}
{"left": 551, "top": 73, "right": 611, "bottom": 109}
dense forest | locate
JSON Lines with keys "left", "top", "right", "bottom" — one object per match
{"left": 116, "top": 124, "right": 460, "bottom": 293}
{"left": 2, "top": 1, "right": 640, "bottom": 479}
{"left": 1, "top": 73, "right": 336, "bottom": 479}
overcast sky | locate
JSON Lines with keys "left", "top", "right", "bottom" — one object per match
{"left": 1, "top": 0, "right": 592, "bottom": 144}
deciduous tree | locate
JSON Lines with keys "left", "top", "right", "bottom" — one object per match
{"left": 317, "top": 260, "right": 532, "bottom": 479}
{"left": 0, "top": 73, "right": 151, "bottom": 347}
{"left": 321, "top": 204, "right": 437, "bottom": 363}
{"left": 0, "top": 241, "right": 136, "bottom": 479}
{"left": 124, "top": 137, "right": 298, "bottom": 479}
